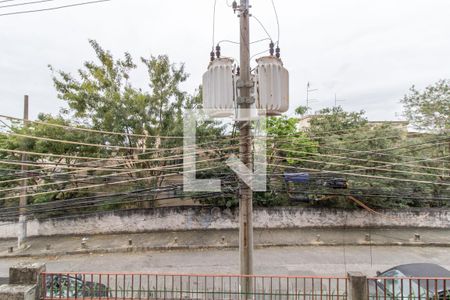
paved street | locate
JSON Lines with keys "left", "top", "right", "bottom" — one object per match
{"left": 1, "top": 246, "right": 449, "bottom": 277}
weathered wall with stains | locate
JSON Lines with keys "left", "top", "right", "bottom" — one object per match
{"left": 1, "top": 207, "right": 449, "bottom": 238}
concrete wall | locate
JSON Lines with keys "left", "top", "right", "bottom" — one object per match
{"left": 0, "top": 207, "right": 449, "bottom": 238}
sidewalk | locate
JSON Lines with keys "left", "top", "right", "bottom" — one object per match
{"left": 1, "top": 227, "right": 449, "bottom": 259}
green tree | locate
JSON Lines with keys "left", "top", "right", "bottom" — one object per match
{"left": 0, "top": 40, "right": 225, "bottom": 213}
{"left": 308, "top": 106, "right": 368, "bottom": 136}
{"left": 296, "top": 106, "right": 449, "bottom": 209}
{"left": 401, "top": 79, "right": 450, "bottom": 133}
{"left": 50, "top": 40, "right": 190, "bottom": 152}
{"left": 0, "top": 114, "right": 104, "bottom": 208}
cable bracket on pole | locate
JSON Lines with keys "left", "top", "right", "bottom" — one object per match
{"left": 237, "top": 96, "right": 255, "bottom": 105}
{"left": 236, "top": 79, "right": 254, "bottom": 89}
{"left": 236, "top": 79, "right": 255, "bottom": 104}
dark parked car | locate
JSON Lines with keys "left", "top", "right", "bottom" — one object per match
{"left": 45, "top": 274, "right": 111, "bottom": 298}
{"left": 372, "top": 263, "right": 450, "bottom": 300}
{"left": 323, "top": 178, "right": 348, "bottom": 189}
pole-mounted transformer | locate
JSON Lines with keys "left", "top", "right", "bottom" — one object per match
{"left": 202, "top": 57, "right": 235, "bottom": 117}
{"left": 255, "top": 56, "right": 289, "bottom": 116}
{"left": 202, "top": 48, "right": 289, "bottom": 117}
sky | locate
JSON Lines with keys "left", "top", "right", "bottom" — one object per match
{"left": 0, "top": 0, "right": 449, "bottom": 121}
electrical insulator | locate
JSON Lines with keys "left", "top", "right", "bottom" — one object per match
{"left": 232, "top": 1, "right": 238, "bottom": 13}
{"left": 269, "top": 41, "right": 275, "bottom": 56}
{"left": 255, "top": 56, "right": 289, "bottom": 116}
{"left": 202, "top": 58, "right": 235, "bottom": 118}
{"left": 215, "top": 45, "right": 221, "bottom": 58}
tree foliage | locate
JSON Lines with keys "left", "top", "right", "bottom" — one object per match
{"left": 401, "top": 79, "right": 450, "bottom": 133}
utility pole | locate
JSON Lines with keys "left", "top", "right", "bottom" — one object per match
{"left": 237, "top": 0, "right": 253, "bottom": 297}
{"left": 18, "top": 95, "right": 29, "bottom": 249}
{"left": 334, "top": 93, "right": 345, "bottom": 107}
{"left": 306, "top": 82, "right": 318, "bottom": 113}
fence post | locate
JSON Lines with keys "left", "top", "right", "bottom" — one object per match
{"left": 7, "top": 263, "right": 46, "bottom": 300}
{"left": 348, "top": 272, "right": 368, "bottom": 300}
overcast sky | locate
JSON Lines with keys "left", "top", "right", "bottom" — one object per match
{"left": 1, "top": 0, "right": 449, "bottom": 121}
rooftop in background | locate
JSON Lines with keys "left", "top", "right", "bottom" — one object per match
{"left": 296, "top": 115, "right": 410, "bottom": 132}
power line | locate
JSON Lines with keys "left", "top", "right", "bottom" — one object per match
{"left": 0, "top": 0, "right": 111, "bottom": 17}
{"left": 0, "top": 127, "right": 238, "bottom": 180}
{"left": 217, "top": 37, "right": 271, "bottom": 47}
{"left": 0, "top": 159, "right": 149, "bottom": 171}
{"left": 316, "top": 140, "right": 450, "bottom": 163}
{"left": 1, "top": 131, "right": 162, "bottom": 151}
{"left": 272, "top": 147, "right": 450, "bottom": 173}
{"left": 268, "top": 136, "right": 450, "bottom": 168}
{"left": 270, "top": 0, "right": 280, "bottom": 44}
{"left": 0, "top": 164, "right": 228, "bottom": 202}
{"left": 0, "top": 114, "right": 186, "bottom": 139}
{"left": 0, "top": 144, "right": 237, "bottom": 165}
{"left": 0, "top": 174, "right": 239, "bottom": 218}
{"left": 0, "top": 173, "right": 238, "bottom": 215}
{"left": 271, "top": 153, "right": 449, "bottom": 179}
{"left": 0, "top": 145, "right": 237, "bottom": 185}
{"left": 0, "top": 129, "right": 237, "bottom": 153}
{"left": 0, "top": 191, "right": 233, "bottom": 220}
{"left": 0, "top": 148, "right": 137, "bottom": 162}
{"left": 0, "top": 147, "right": 235, "bottom": 190}
{"left": 251, "top": 15, "right": 273, "bottom": 42}
{"left": 3, "top": 175, "right": 447, "bottom": 220}
{"left": 0, "top": 0, "right": 59, "bottom": 9}
{"left": 262, "top": 162, "right": 450, "bottom": 187}
{"left": 0, "top": 155, "right": 229, "bottom": 194}
{"left": 212, "top": 0, "right": 217, "bottom": 48}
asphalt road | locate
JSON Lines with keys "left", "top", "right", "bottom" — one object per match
{"left": 1, "top": 246, "right": 449, "bottom": 278}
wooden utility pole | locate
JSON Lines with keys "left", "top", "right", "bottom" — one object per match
{"left": 18, "top": 95, "right": 29, "bottom": 249}
{"left": 334, "top": 93, "right": 345, "bottom": 107}
{"left": 238, "top": 0, "right": 253, "bottom": 297}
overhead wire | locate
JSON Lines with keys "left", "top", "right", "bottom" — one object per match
{"left": 0, "top": 0, "right": 59, "bottom": 9}
{"left": 260, "top": 162, "right": 450, "bottom": 186}
{"left": 0, "top": 144, "right": 238, "bottom": 167}
{"left": 0, "top": 161, "right": 233, "bottom": 201}
{"left": 0, "top": 197, "right": 223, "bottom": 227}
{"left": 0, "top": 175, "right": 239, "bottom": 219}
{"left": 0, "top": 148, "right": 138, "bottom": 162}
{"left": 4, "top": 114, "right": 445, "bottom": 143}
{"left": 0, "top": 154, "right": 232, "bottom": 194}
{"left": 0, "top": 173, "right": 239, "bottom": 213}
{"left": 0, "top": 191, "right": 235, "bottom": 220}
{"left": 267, "top": 136, "right": 450, "bottom": 170}
{"left": 0, "top": 0, "right": 111, "bottom": 17}
{"left": 212, "top": 0, "right": 217, "bottom": 49}
{"left": 271, "top": 147, "right": 450, "bottom": 173}
{"left": 270, "top": 0, "right": 280, "bottom": 44}
{"left": 270, "top": 154, "right": 449, "bottom": 179}
{"left": 0, "top": 114, "right": 185, "bottom": 139}
{"left": 1, "top": 131, "right": 165, "bottom": 151}
{"left": 217, "top": 37, "right": 271, "bottom": 47}
{"left": 251, "top": 15, "right": 273, "bottom": 42}
{"left": 317, "top": 141, "right": 450, "bottom": 163}
{"left": 0, "top": 144, "right": 238, "bottom": 185}
{"left": 277, "top": 180, "right": 449, "bottom": 202}
{"left": 7, "top": 173, "right": 448, "bottom": 221}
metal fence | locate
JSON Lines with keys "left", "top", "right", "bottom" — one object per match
{"left": 41, "top": 272, "right": 348, "bottom": 300}
{"left": 367, "top": 277, "right": 449, "bottom": 300}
